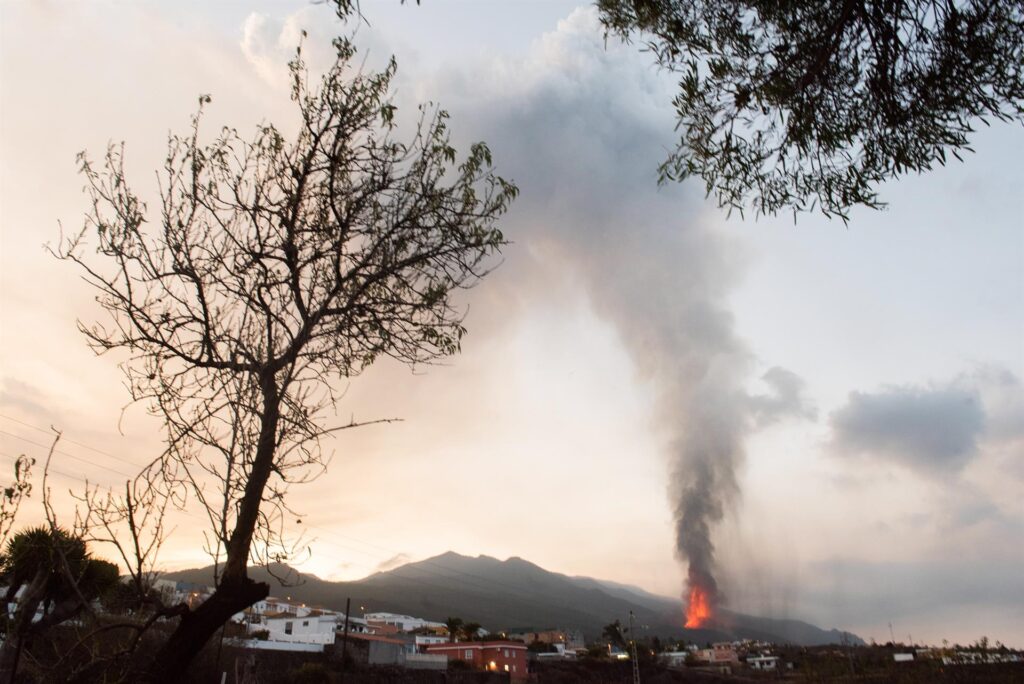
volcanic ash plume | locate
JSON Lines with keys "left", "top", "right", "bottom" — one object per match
{"left": 575, "top": 246, "right": 811, "bottom": 628}
{"left": 496, "top": 121, "right": 806, "bottom": 630}
{"left": 672, "top": 364, "right": 811, "bottom": 627}
{"left": 444, "top": 7, "right": 812, "bottom": 632}
{"left": 663, "top": 319, "right": 750, "bottom": 628}
{"left": 554, "top": 218, "right": 796, "bottom": 628}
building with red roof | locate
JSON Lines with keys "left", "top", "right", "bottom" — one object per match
{"left": 423, "top": 641, "right": 528, "bottom": 680}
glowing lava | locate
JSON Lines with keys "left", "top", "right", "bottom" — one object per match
{"left": 684, "top": 585, "right": 712, "bottom": 628}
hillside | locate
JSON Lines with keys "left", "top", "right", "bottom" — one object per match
{"left": 163, "top": 551, "right": 863, "bottom": 645}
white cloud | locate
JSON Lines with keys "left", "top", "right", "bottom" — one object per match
{"left": 831, "top": 383, "right": 984, "bottom": 471}
{"left": 829, "top": 369, "right": 1024, "bottom": 474}
{"left": 240, "top": 6, "right": 345, "bottom": 87}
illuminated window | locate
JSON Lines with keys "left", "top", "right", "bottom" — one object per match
{"left": 504, "top": 664, "right": 510, "bottom": 672}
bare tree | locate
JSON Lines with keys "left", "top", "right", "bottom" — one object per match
{"left": 0, "top": 435, "right": 122, "bottom": 683}
{"left": 0, "top": 455, "right": 33, "bottom": 550}
{"left": 57, "top": 36, "right": 516, "bottom": 682}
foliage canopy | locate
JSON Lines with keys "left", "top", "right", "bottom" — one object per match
{"left": 598, "top": 0, "right": 1024, "bottom": 218}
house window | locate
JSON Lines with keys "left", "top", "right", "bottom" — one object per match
{"left": 465, "top": 650, "right": 473, "bottom": 659}
{"left": 285, "top": 621, "right": 293, "bottom": 635}
{"left": 504, "top": 649, "right": 509, "bottom": 657}
{"left": 302, "top": 620, "right": 309, "bottom": 627}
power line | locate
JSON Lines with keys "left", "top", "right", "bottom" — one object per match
{"left": 0, "top": 415, "right": 593, "bottom": 610}
{"left": 0, "top": 450, "right": 118, "bottom": 489}
{"left": 0, "top": 449, "right": 382, "bottom": 580}
{"left": 0, "top": 428, "right": 139, "bottom": 479}
{"left": 0, "top": 412, "right": 134, "bottom": 462}
{"left": 0, "top": 441, "right": 538, "bottom": 606}
{"left": 1, "top": 417, "right": 462, "bottom": 576}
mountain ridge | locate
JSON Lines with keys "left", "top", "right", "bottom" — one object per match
{"left": 162, "top": 551, "right": 863, "bottom": 646}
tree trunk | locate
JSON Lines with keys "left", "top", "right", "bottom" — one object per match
{"left": 0, "top": 567, "right": 48, "bottom": 683}
{"left": 144, "top": 576, "right": 268, "bottom": 684}
{"left": 146, "top": 374, "right": 280, "bottom": 682}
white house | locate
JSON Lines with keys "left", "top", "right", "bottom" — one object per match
{"left": 534, "top": 645, "right": 578, "bottom": 661}
{"left": 255, "top": 612, "right": 370, "bottom": 644}
{"left": 230, "top": 639, "right": 326, "bottom": 653}
{"left": 249, "top": 596, "right": 323, "bottom": 617}
{"left": 363, "top": 612, "right": 444, "bottom": 632}
{"left": 748, "top": 655, "right": 779, "bottom": 670}
{"left": 263, "top": 614, "right": 340, "bottom": 644}
{"left": 237, "top": 596, "right": 349, "bottom": 627}
{"left": 339, "top": 614, "right": 371, "bottom": 634}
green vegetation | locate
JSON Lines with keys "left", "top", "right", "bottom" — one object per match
{"left": 598, "top": 0, "right": 1024, "bottom": 219}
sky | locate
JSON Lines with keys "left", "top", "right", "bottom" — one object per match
{"left": 1, "top": 0, "right": 1022, "bottom": 647}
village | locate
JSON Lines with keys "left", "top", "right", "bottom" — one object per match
{"left": 155, "top": 577, "right": 786, "bottom": 679}
{"left": 134, "top": 579, "right": 1024, "bottom": 682}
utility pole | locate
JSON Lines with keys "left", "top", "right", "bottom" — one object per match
{"left": 628, "top": 611, "right": 641, "bottom": 684}
{"left": 340, "top": 597, "right": 352, "bottom": 681}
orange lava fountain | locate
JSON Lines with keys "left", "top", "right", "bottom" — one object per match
{"left": 684, "top": 585, "right": 712, "bottom": 628}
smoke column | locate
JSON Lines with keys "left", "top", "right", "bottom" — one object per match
{"left": 442, "top": 9, "right": 809, "bottom": 618}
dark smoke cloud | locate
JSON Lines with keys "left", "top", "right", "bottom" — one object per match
{"left": 830, "top": 382, "right": 985, "bottom": 472}
{"left": 749, "top": 367, "right": 817, "bottom": 427}
{"left": 830, "top": 368, "right": 1024, "bottom": 477}
{"left": 429, "top": 9, "right": 813, "bottom": 608}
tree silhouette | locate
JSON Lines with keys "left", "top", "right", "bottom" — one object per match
{"left": 445, "top": 616, "right": 465, "bottom": 643}
{"left": 461, "top": 621, "right": 483, "bottom": 641}
{"left": 599, "top": 0, "right": 1024, "bottom": 218}
{"left": 601, "top": 620, "right": 629, "bottom": 651}
{"left": 58, "top": 35, "right": 515, "bottom": 681}
{"left": 0, "top": 526, "right": 119, "bottom": 680}
{"left": 0, "top": 456, "right": 33, "bottom": 549}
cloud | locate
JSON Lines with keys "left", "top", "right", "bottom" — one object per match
{"left": 748, "top": 366, "right": 816, "bottom": 426}
{"left": 374, "top": 553, "right": 411, "bottom": 573}
{"left": 972, "top": 366, "right": 1024, "bottom": 446}
{"left": 830, "top": 383, "right": 984, "bottom": 472}
{"left": 804, "top": 553, "right": 1024, "bottom": 627}
{"left": 0, "top": 377, "right": 51, "bottom": 420}
{"left": 239, "top": 6, "right": 402, "bottom": 89}
{"left": 239, "top": 6, "right": 346, "bottom": 86}
{"left": 829, "top": 369, "right": 1024, "bottom": 474}
{"left": 950, "top": 496, "right": 1002, "bottom": 527}
{"left": 240, "top": 12, "right": 293, "bottom": 85}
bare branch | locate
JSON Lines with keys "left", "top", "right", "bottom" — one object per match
{"left": 58, "top": 32, "right": 515, "bottom": 681}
